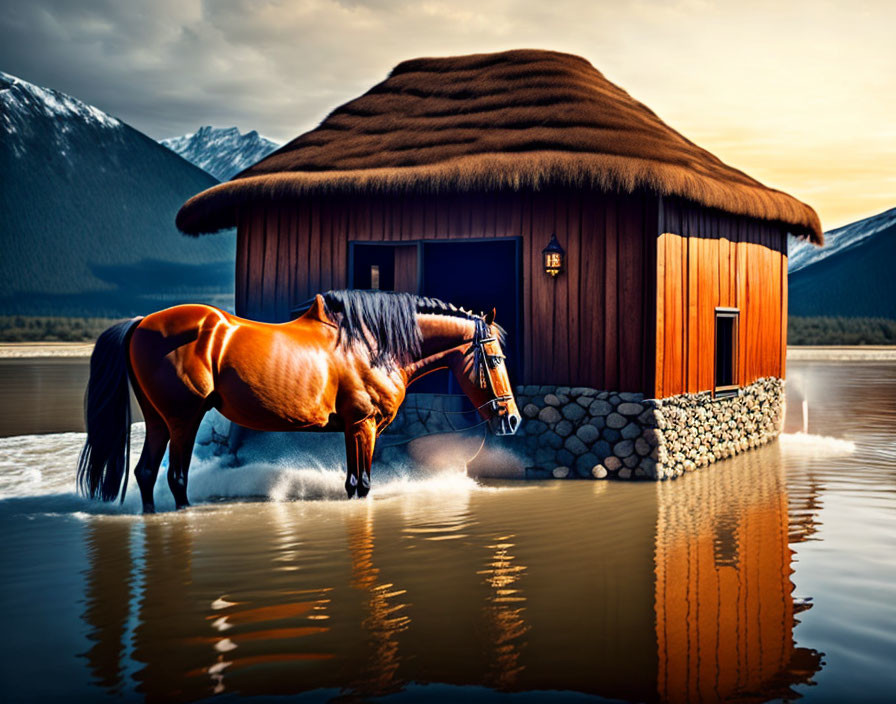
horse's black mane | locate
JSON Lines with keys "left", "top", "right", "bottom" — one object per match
{"left": 305, "top": 289, "right": 502, "bottom": 368}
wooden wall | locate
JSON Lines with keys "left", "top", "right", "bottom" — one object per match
{"left": 655, "top": 198, "right": 789, "bottom": 398}
{"left": 235, "top": 189, "right": 658, "bottom": 392}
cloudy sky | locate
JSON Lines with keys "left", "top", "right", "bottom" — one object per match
{"left": 2, "top": 0, "right": 893, "bottom": 228}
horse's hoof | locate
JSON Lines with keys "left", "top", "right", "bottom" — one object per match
{"left": 357, "top": 474, "right": 370, "bottom": 498}
{"left": 142, "top": 504, "right": 155, "bottom": 515}
{"left": 345, "top": 483, "right": 357, "bottom": 499}
{"left": 175, "top": 502, "right": 190, "bottom": 510}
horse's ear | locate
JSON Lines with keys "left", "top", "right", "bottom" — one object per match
{"left": 484, "top": 308, "right": 496, "bottom": 326}
{"left": 300, "top": 294, "right": 336, "bottom": 327}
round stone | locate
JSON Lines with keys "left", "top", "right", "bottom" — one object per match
{"left": 589, "top": 399, "right": 613, "bottom": 417}
{"left": 614, "top": 439, "right": 635, "bottom": 457}
{"left": 576, "top": 424, "right": 600, "bottom": 444}
{"left": 538, "top": 406, "right": 561, "bottom": 424}
{"left": 544, "top": 394, "right": 562, "bottom": 407}
{"left": 641, "top": 428, "right": 661, "bottom": 445}
{"left": 562, "top": 403, "right": 586, "bottom": 421}
{"left": 523, "top": 403, "right": 540, "bottom": 419}
{"left": 637, "top": 409, "right": 657, "bottom": 426}
{"left": 523, "top": 385, "right": 540, "bottom": 396}
{"left": 602, "top": 428, "right": 621, "bottom": 443}
{"left": 591, "top": 464, "right": 608, "bottom": 479}
{"left": 589, "top": 416, "right": 606, "bottom": 430}
{"left": 543, "top": 430, "right": 563, "bottom": 449}
{"left": 618, "top": 392, "right": 643, "bottom": 402}
{"left": 618, "top": 402, "right": 645, "bottom": 416}
{"left": 556, "top": 449, "right": 575, "bottom": 467}
{"left": 552, "top": 466, "right": 570, "bottom": 479}
{"left": 606, "top": 413, "right": 627, "bottom": 429}
{"left": 635, "top": 437, "right": 651, "bottom": 456}
{"left": 604, "top": 455, "right": 622, "bottom": 471}
{"left": 572, "top": 387, "right": 597, "bottom": 397}
{"left": 621, "top": 422, "right": 641, "bottom": 440}
{"left": 618, "top": 468, "right": 632, "bottom": 479}
{"left": 623, "top": 454, "right": 640, "bottom": 468}
{"left": 565, "top": 435, "right": 588, "bottom": 456}
{"left": 592, "top": 440, "right": 611, "bottom": 459}
{"left": 555, "top": 420, "right": 574, "bottom": 438}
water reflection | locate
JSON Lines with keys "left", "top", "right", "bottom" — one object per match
{"left": 78, "top": 450, "right": 823, "bottom": 702}
{"left": 655, "top": 444, "right": 822, "bottom": 703}
{"left": 479, "top": 533, "right": 529, "bottom": 688}
{"left": 81, "top": 519, "right": 135, "bottom": 693}
{"left": 348, "top": 509, "right": 410, "bottom": 696}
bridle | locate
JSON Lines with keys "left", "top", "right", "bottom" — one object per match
{"left": 471, "top": 319, "right": 514, "bottom": 414}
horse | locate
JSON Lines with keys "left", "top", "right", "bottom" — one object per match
{"left": 76, "top": 289, "right": 521, "bottom": 513}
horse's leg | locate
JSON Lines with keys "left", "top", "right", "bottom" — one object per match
{"left": 134, "top": 417, "right": 169, "bottom": 514}
{"left": 132, "top": 384, "right": 170, "bottom": 514}
{"left": 167, "top": 415, "right": 203, "bottom": 510}
{"left": 344, "top": 418, "right": 377, "bottom": 499}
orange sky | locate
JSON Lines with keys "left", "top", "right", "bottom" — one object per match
{"left": 3, "top": 0, "right": 893, "bottom": 229}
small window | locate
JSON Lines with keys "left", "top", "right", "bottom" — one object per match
{"left": 715, "top": 308, "right": 739, "bottom": 397}
{"left": 370, "top": 264, "right": 380, "bottom": 290}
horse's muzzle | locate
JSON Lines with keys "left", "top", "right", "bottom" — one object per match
{"left": 490, "top": 411, "right": 521, "bottom": 436}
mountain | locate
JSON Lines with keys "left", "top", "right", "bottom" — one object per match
{"left": 788, "top": 207, "right": 896, "bottom": 273}
{"left": 789, "top": 207, "right": 896, "bottom": 318}
{"left": 0, "top": 72, "right": 235, "bottom": 317}
{"left": 160, "top": 126, "right": 279, "bottom": 181}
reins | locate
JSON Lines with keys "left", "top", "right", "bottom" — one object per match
{"left": 375, "top": 417, "right": 490, "bottom": 450}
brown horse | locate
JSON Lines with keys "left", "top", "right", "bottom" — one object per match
{"left": 77, "top": 290, "right": 520, "bottom": 512}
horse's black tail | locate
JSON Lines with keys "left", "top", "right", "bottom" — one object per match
{"left": 77, "top": 317, "right": 143, "bottom": 503}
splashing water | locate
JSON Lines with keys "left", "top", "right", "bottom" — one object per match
{"left": 0, "top": 422, "right": 489, "bottom": 517}
{"left": 780, "top": 432, "right": 856, "bottom": 455}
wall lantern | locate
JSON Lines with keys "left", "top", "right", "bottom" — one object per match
{"left": 542, "top": 234, "right": 565, "bottom": 277}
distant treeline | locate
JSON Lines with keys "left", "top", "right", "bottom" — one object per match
{"left": 788, "top": 316, "right": 896, "bottom": 346}
{"left": 2, "top": 314, "right": 895, "bottom": 346}
{"left": 0, "top": 316, "right": 122, "bottom": 342}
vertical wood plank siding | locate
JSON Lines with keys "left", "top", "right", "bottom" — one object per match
{"left": 655, "top": 198, "right": 789, "bottom": 397}
{"left": 235, "top": 190, "right": 658, "bottom": 392}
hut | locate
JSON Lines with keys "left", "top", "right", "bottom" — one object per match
{"left": 177, "top": 49, "right": 822, "bottom": 480}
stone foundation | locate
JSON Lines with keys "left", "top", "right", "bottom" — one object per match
{"left": 507, "top": 377, "right": 783, "bottom": 480}
{"left": 195, "top": 378, "right": 784, "bottom": 482}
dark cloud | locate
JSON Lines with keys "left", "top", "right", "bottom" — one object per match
{"left": 0, "top": 0, "right": 633, "bottom": 141}
{"left": 0, "top": 0, "right": 892, "bottom": 227}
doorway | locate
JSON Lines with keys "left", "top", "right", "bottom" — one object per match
{"left": 349, "top": 238, "right": 522, "bottom": 392}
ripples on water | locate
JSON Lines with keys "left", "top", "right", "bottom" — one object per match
{"left": 0, "top": 361, "right": 894, "bottom": 703}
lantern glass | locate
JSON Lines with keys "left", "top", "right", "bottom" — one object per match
{"left": 542, "top": 234, "right": 565, "bottom": 277}
{"left": 545, "top": 252, "right": 562, "bottom": 276}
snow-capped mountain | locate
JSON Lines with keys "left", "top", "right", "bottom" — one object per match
{"left": 0, "top": 71, "right": 234, "bottom": 316}
{"left": 161, "top": 126, "right": 279, "bottom": 181}
{"left": 788, "top": 207, "right": 896, "bottom": 273}
{"left": 789, "top": 206, "right": 896, "bottom": 318}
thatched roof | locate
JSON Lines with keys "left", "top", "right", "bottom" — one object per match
{"left": 177, "top": 49, "right": 822, "bottom": 243}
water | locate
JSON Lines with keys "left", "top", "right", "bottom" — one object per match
{"left": 0, "top": 360, "right": 894, "bottom": 703}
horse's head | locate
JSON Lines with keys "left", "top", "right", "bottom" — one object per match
{"left": 453, "top": 309, "right": 521, "bottom": 436}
